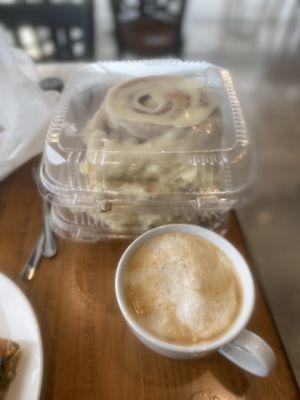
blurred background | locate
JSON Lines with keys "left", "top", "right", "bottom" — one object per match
{"left": 1, "top": 0, "right": 299, "bottom": 386}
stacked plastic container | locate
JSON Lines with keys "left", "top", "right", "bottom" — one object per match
{"left": 39, "top": 61, "right": 253, "bottom": 241}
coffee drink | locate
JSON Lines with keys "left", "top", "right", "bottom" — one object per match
{"left": 125, "top": 232, "right": 242, "bottom": 345}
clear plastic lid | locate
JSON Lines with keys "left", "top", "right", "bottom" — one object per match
{"left": 40, "top": 60, "right": 253, "bottom": 211}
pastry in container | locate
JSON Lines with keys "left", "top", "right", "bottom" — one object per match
{"left": 39, "top": 61, "right": 253, "bottom": 241}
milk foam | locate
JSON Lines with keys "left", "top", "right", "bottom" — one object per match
{"left": 125, "top": 232, "right": 242, "bottom": 345}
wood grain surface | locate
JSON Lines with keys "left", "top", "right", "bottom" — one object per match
{"left": 0, "top": 159, "right": 299, "bottom": 400}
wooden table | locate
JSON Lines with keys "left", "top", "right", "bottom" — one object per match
{"left": 0, "top": 158, "right": 299, "bottom": 400}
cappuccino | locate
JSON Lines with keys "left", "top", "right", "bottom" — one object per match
{"left": 125, "top": 232, "right": 242, "bottom": 345}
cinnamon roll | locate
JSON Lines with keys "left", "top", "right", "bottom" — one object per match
{"left": 103, "top": 75, "right": 218, "bottom": 140}
{"left": 79, "top": 75, "right": 222, "bottom": 231}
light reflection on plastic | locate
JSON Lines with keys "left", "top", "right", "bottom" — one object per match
{"left": 49, "top": 136, "right": 59, "bottom": 143}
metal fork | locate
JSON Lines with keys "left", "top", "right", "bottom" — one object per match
{"left": 21, "top": 165, "right": 58, "bottom": 280}
{"left": 21, "top": 77, "right": 63, "bottom": 280}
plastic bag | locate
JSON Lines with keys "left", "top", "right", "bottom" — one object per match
{"left": 0, "top": 26, "right": 54, "bottom": 181}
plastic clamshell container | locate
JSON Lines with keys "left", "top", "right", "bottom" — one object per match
{"left": 39, "top": 60, "right": 253, "bottom": 241}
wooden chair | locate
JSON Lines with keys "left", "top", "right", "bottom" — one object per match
{"left": 110, "top": 0, "right": 187, "bottom": 58}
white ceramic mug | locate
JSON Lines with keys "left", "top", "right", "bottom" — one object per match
{"left": 115, "top": 224, "right": 276, "bottom": 377}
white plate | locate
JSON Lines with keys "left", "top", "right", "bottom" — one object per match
{"left": 0, "top": 273, "right": 43, "bottom": 400}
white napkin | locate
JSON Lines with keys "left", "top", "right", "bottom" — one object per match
{"left": 0, "top": 26, "right": 54, "bottom": 181}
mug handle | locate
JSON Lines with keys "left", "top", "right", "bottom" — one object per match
{"left": 218, "top": 329, "right": 276, "bottom": 377}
